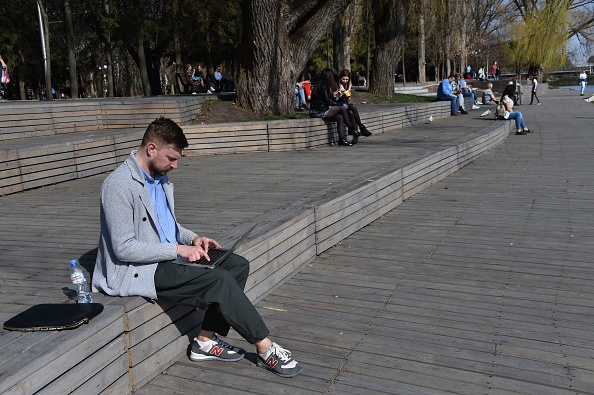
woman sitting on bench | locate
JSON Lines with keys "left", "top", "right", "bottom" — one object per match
{"left": 309, "top": 68, "right": 357, "bottom": 147}
{"left": 185, "top": 64, "right": 204, "bottom": 88}
{"left": 337, "top": 69, "right": 372, "bottom": 142}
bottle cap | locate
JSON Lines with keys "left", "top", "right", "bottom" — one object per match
{"left": 69, "top": 259, "right": 77, "bottom": 266}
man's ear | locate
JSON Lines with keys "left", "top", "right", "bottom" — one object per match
{"left": 146, "top": 141, "right": 158, "bottom": 157}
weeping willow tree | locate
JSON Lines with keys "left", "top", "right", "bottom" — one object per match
{"left": 507, "top": 0, "right": 572, "bottom": 75}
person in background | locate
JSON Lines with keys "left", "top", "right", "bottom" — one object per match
{"left": 309, "top": 68, "right": 357, "bottom": 146}
{"left": 298, "top": 66, "right": 312, "bottom": 103}
{"left": 502, "top": 94, "right": 532, "bottom": 135}
{"left": 337, "top": 69, "right": 372, "bottom": 143}
{"left": 529, "top": 75, "right": 541, "bottom": 105}
{"left": 491, "top": 62, "right": 498, "bottom": 80}
{"left": 501, "top": 81, "right": 517, "bottom": 105}
{"left": 213, "top": 66, "right": 223, "bottom": 92}
{"left": 0, "top": 55, "right": 8, "bottom": 100}
{"left": 185, "top": 64, "right": 204, "bottom": 89}
{"left": 458, "top": 74, "right": 480, "bottom": 109}
{"left": 294, "top": 81, "right": 308, "bottom": 111}
{"left": 481, "top": 83, "right": 498, "bottom": 105}
{"left": 478, "top": 66, "right": 486, "bottom": 81}
{"left": 0, "top": 55, "right": 6, "bottom": 74}
{"left": 92, "top": 117, "right": 303, "bottom": 378}
{"left": 452, "top": 74, "right": 469, "bottom": 114}
{"left": 437, "top": 74, "right": 462, "bottom": 116}
{"left": 579, "top": 70, "right": 588, "bottom": 96}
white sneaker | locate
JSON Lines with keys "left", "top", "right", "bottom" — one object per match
{"left": 480, "top": 109, "right": 491, "bottom": 117}
{"left": 209, "top": 87, "right": 215, "bottom": 92}
{"left": 190, "top": 336, "right": 245, "bottom": 362}
{"left": 472, "top": 105, "right": 480, "bottom": 110}
{"left": 257, "top": 342, "right": 303, "bottom": 377}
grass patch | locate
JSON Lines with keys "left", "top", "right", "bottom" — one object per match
{"left": 367, "top": 92, "right": 435, "bottom": 104}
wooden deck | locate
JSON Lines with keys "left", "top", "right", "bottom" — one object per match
{"left": 3, "top": 90, "right": 582, "bottom": 393}
{"left": 133, "top": 89, "right": 594, "bottom": 394}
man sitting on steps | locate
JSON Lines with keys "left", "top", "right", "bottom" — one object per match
{"left": 437, "top": 74, "right": 465, "bottom": 116}
{"left": 92, "top": 117, "right": 303, "bottom": 378}
{"left": 482, "top": 83, "right": 498, "bottom": 105}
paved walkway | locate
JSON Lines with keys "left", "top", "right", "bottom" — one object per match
{"left": 133, "top": 89, "right": 594, "bottom": 394}
{"left": 2, "top": 89, "right": 592, "bottom": 394}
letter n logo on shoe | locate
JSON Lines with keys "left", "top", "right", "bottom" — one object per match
{"left": 266, "top": 356, "right": 278, "bottom": 368}
{"left": 210, "top": 346, "right": 224, "bottom": 356}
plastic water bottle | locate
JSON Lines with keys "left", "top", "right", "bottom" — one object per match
{"left": 69, "top": 259, "right": 93, "bottom": 303}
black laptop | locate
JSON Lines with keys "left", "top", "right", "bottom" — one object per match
{"left": 174, "top": 223, "right": 257, "bottom": 269}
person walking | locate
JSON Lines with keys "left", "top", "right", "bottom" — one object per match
{"left": 529, "top": 75, "right": 540, "bottom": 105}
{"left": 579, "top": 70, "right": 588, "bottom": 96}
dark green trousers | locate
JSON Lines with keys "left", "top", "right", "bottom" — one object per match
{"left": 154, "top": 254, "right": 269, "bottom": 344}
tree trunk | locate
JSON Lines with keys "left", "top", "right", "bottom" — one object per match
{"left": 105, "top": 43, "right": 114, "bottom": 97}
{"left": 173, "top": 0, "right": 182, "bottom": 85}
{"left": 417, "top": 0, "right": 426, "bottom": 83}
{"left": 104, "top": 0, "right": 114, "bottom": 97}
{"left": 444, "top": 0, "right": 452, "bottom": 77}
{"left": 236, "top": 0, "right": 351, "bottom": 115}
{"left": 18, "top": 50, "right": 26, "bottom": 100}
{"left": 369, "top": 0, "right": 411, "bottom": 96}
{"left": 342, "top": 1, "right": 359, "bottom": 71}
{"left": 145, "top": 45, "right": 163, "bottom": 96}
{"left": 137, "top": 37, "right": 151, "bottom": 96}
{"left": 333, "top": 15, "right": 345, "bottom": 72}
{"left": 460, "top": 0, "right": 467, "bottom": 75}
{"left": 64, "top": 0, "right": 78, "bottom": 98}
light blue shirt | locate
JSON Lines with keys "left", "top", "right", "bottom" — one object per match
{"left": 214, "top": 71, "right": 222, "bottom": 81}
{"left": 138, "top": 162, "right": 177, "bottom": 244}
{"left": 437, "top": 79, "right": 453, "bottom": 97}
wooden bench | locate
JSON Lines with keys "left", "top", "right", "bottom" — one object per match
{"left": 0, "top": 96, "right": 206, "bottom": 196}
{"left": 0, "top": 117, "right": 513, "bottom": 394}
{"left": 212, "top": 73, "right": 236, "bottom": 92}
{"left": 0, "top": 101, "right": 452, "bottom": 196}
{"left": 0, "top": 93, "right": 516, "bottom": 393}
{"left": 175, "top": 73, "right": 208, "bottom": 94}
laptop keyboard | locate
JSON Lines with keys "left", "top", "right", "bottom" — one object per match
{"left": 193, "top": 248, "right": 228, "bottom": 266}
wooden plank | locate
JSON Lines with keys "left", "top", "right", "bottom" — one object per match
{"left": 0, "top": 305, "right": 126, "bottom": 394}
{"left": 97, "top": 372, "right": 132, "bottom": 395}
{"left": 128, "top": 310, "right": 201, "bottom": 367}
{"left": 128, "top": 306, "right": 202, "bottom": 348}
{"left": 38, "top": 334, "right": 127, "bottom": 394}
{"left": 0, "top": 96, "right": 515, "bottom": 394}
{"left": 71, "top": 354, "right": 130, "bottom": 395}
{"left": 130, "top": 336, "right": 193, "bottom": 391}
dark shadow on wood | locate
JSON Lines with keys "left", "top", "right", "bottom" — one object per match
{"left": 79, "top": 248, "right": 98, "bottom": 276}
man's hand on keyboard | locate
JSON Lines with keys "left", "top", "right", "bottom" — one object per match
{"left": 177, "top": 237, "right": 221, "bottom": 262}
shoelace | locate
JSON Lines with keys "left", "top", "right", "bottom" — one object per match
{"left": 214, "top": 336, "right": 237, "bottom": 351}
{"left": 269, "top": 343, "right": 292, "bottom": 362}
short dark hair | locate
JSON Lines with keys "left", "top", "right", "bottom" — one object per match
{"left": 141, "top": 116, "right": 188, "bottom": 149}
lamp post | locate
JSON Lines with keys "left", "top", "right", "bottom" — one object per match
{"left": 36, "top": 0, "right": 52, "bottom": 100}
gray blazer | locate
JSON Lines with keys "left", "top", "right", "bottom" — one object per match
{"left": 92, "top": 151, "right": 197, "bottom": 299}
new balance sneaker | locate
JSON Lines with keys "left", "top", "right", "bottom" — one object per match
{"left": 190, "top": 336, "right": 245, "bottom": 362}
{"left": 257, "top": 342, "right": 303, "bottom": 378}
